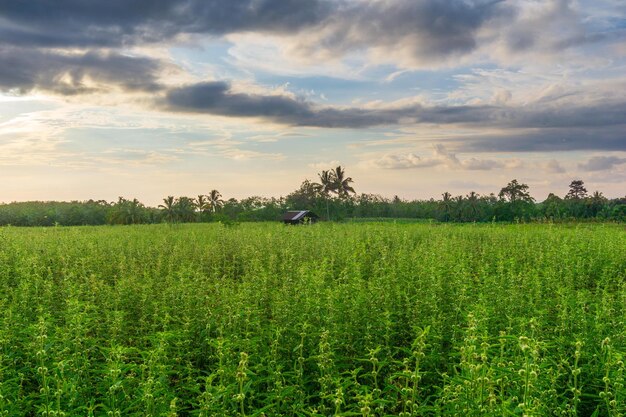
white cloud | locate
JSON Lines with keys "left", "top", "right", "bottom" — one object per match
{"left": 368, "top": 144, "right": 523, "bottom": 171}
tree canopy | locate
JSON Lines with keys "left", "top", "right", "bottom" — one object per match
{"left": 0, "top": 174, "right": 624, "bottom": 226}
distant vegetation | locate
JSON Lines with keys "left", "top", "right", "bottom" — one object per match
{"left": 0, "top": 168, "right": 624, "bottom": 226}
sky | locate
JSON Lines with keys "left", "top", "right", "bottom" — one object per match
{"left": 0, "top": 0, "right": 625, "bottom": 205}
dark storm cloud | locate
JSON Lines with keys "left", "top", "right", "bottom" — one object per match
{"left": 0, "top": 47, "right": 163, "bottom": 94}
{"left": 0, "top": 0, "right": 333, "bottom": 47}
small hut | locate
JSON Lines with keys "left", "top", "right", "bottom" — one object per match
{"left": 283, "top": 210, "right": 319, "bottom": 225}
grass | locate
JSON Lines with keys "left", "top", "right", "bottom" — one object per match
{"left": 0, "top": 222, "right": 624, "bottom": 416}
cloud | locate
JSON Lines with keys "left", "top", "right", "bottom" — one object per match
{"left": 3, "top": 0, "right": 614, "bottom": 67}
{"left": 578, "top": 156, "right": 626, "bottom": 171}
{"left": 461, "top": 126, "right": 626, "bottom": 152}
{"left": 543, "top": 159, "right": 566, "bottom": 173}
{"left": 3, "top": 0, "right": 625, "bottom": 164}
{"left": 291, "top": 0, "right": 510, "bottom": 67}
{"left": 251, "top": 0, "right": 621, "bottom": 69}
{"left": 374, "top": 153, "right": 444, "bottom": 170}
{"left": 371, "top": 144, "right": 517, "bottom": 171}
{"left": 164, "top": 81, "right": 520, "bottom": 127}
{"left": 0, "top": 0, "right": 333, "bottom": 48}
{"left": 462, "top": 158, "right": 505, "bottom": 170}
{"left": 0, "top": 47, "right": 164, "bottom": 95}
{"left": 183, "top": 132, "right": 285, "bottom": 161}
{"left": 162, "top": 81, "right": 626, "bottom": 154}
{"left": 163, "top": 81, "right": 420, "bottom": 127}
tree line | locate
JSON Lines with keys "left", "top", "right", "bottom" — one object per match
{"left": 0, "top": 168, "right": 624, "bottom": 226}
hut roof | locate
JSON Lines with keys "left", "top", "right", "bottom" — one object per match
{"left": 283, "top": 210, "right": 309, "bottom": 221}
{"left": 283, "top": 210, "right": 318, "bottom": 221}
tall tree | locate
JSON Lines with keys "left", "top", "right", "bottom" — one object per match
{"left": 174, "top": 197, "right": 196, "bottom": 223}
{"left": 196, "top": 195, "right": 208, "bottom": 212}
{"left": 314, "top": 170, "right": 335, "bottom": 195}
{"left": 207, "top": 190, "right": 224, "bottom": 213}
{"left": 587, "top": 191, "right": 607, "bottom": 217}
{"left": 331, "top": 166, "right": 356, "bottom": 199}
{"left": 542, "top": 193, "right": 564, "bottom": 219}
{"left": 159, "top": 196, "right": 176, "bottom": 223}
{"left": 286, "top": 180, "right": 323, "bottom": 210}
{"left": 439, "top": 192, "right": 453, "bottom": 222}
{"left": 109, "top": 197, "right": 146, "bottom": 225}
{"left": 498, "top": 179, "right": 535, "bottom": 221}
{"left": 466, "top": 191, "right": 480, "bottom": 221}
{"left": 565, "top": 180, "right": 588, "bottom": 200}
{"left": 313, "top": 170, "right": 335, "bottom": 220}
{"left": 498, "top": 179, "right": 534, "bottom": 203}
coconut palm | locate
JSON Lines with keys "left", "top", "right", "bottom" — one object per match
{"left": 207, "top": 190, "right": 224, "bottom": 213}
{"left": 313, "top": 170, "right": 335, "bottom": 220}
{"left": 159, "top": 196, "right": 176, "bottom": 223}
{"left": 196, "top": 195, "right": 209, "bottom": 212}
{"left": 588, "top": 190, "right": 607, "bottom": 217}
{"left": 127, "top": 198, "right": 144, "bottom": 224}
{"left": 440, "top": 192, "right": 453, "bottom": 222}
{"left": 466, "top": 191, "right": 480, "bottom": 221}
{"left": 174, "top": 197, "right": 196, "bottom": 223}
{"left": 331, "top": 166, "right": 355, "bottom": 199}
{"left": 110, "top": 197, "right": 145, "bottom": 225}
{"left": 314, "top": 170, "right": 335, "bottom": 195}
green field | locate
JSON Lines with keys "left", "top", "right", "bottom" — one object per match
{"left": 0, "top": 223, "right": 624, "bottom": 416}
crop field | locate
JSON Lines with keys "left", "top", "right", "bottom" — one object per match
{"left": 0, "top": 223, "right": 624, "bottom": 416}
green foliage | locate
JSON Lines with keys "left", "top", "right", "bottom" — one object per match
{"left": 108, "top": 197, "right": 152, "bottom": 225}
{"left": 0, "top": 223, "right": 624, "bottom": 416}
{"left": 0, "top": 179, "right": 624, "bottom": 226}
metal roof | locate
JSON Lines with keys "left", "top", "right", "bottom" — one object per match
{"left": 283, "top": 210, "right": 309, "bottom": 221}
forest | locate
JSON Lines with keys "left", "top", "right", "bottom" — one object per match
{"left": 0, "top": 167, "right": 624, "bottom": 226}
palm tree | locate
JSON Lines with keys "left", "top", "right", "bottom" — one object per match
{"left": 466, "top": 191, "right": 480, "bottom": 221}
{"left": 452, "top": 195, "right": 464, "bottom": 222}
{"left": 109, "top": 197, "right": 145, "bottom": 225}
{"left": 127, "top": 198, "right": 144, "bottom": 224}
{"left": 313, "top": 170, "right": 335, "bottom": 220}
{"left": 159, "top": 196, "right": 176, "bottom": 223}
{"left": 314, "top": 170, "right": 335, "bottom": 195}
{"left": 196, "top": 195, "right": 208, "bottom": 212}
{"left": 331, "top": 166, "right": 355, "bottom": 199}
{"left": 588, "top": 191, "right": 607, "bottom": 217}
{"left": 440, "top": 192, "right": 453, "bottom": 222}
{"left": 207, "top": 190, "right": 224, "bottom": 213}
{"left": 174, "top": 197, "right": 196, "bottom": 223}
